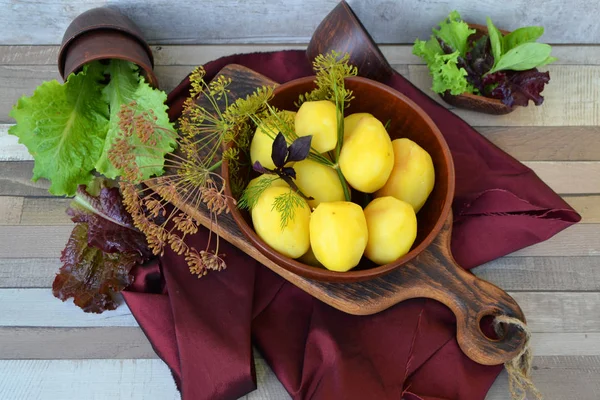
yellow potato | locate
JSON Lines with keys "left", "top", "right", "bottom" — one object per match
{"left": 343, "top": 112, "right": 373, "bottom": 141}
{"left": 339, "top": 116, "right": 394, "bottom": 193}
{"left": 375, "top": 138, "right": 435, "bottom": 213}
{"left": 250, "top": 111, "right": 296, "bottom": 170}
{"left": 295, "top": 100, "right": 338, "bottom": 153}
{"left": 297, "top": 246, "right": 325, "bottom": 268}
{"left": 309, "top": 201, "right": 368, "bottom": 272}
{"left": 293, "top": 159, "right": 345, "bottom": 209}
{"left": 363, "top": 196, "right": 417, "bottom": 265}
{"left": 251, "top": 186, "right": 310, "bottom": 258}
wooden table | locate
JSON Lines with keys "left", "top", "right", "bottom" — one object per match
{"left": 1, "top": 2, "right": 599, "bottom": 399}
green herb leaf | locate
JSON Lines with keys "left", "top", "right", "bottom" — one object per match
{"left": 537, "top": 55, "right": 558, "bottom": 67}
{"left": 8, "top": 62, "right": 109, "bottom": 196}
{"left": 489, "top": 42, "right": 553, "bottom": 73}
{"left": 487, "top": 16, "right": 504, "bottom": 65}
{"left": 413, "top": 39, "right": 471, "bottom": 95}
{"left": 432, "top": 10, "right": 475, "bottom": 56}
{"left": 95, "top": 60, "right": 177, "bottom": 180}
{"left": 503, "top": 26, "right": 544, "bottom": 51}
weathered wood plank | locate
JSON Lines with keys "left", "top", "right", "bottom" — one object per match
{"left": 1, "top": 289, "right": 598, "bottom": 333}
{"left": 472, "top": 256, "right": 600, "bottom": 291}
{"left": 0, "top": 0, "right": 597, "bottom": 45}
{"left": 0, "top": 161, "right": 51, "bottom": 196}
{"left": 0, "top": 196, "right": 23, "bottom": 224}
{"left": 2, "top": 44, "right": 599, "bottom": 67}
{"left": 566, "top": 195, "right": 600, "bottom": 223}
{"left": 486, "top": 356, "right": 600, "bottom": 400}
{"left": 526, "top": 162, "right": 600, "bottom": 194}
{"left": 3, "top": 159, "right": 598, "bottom": 199}
{"left": 0, "top": 226, "right": 72, "bottom": 258}
{"left": 0, "top": 289, "right": 137, "bottom": 327}
{"left": 408, "top": 65, "right": 600, "bottom": 127}
{"left": 4, "top": 123, "right": 600, "bottom": 162}
{"left": 0, "top": 327, "right": 157, "bottom": 359}
{"left": 2, "top": 64, "right": 598, "bottom": 126}
{"left": 0, "top": 258, "right": 60, "bottom": 288}
{"left": 0, "top": 356, "right": 597, "bottom": 400}
{"left": 1, "top": 327, "right": 598, "bottom": 360}
{"left": 0, "top": 359, "right": 181, "bottom": 400}
{"left": 19, "top": 197, "right": 71, "bottom": 225}
{"left": 1, "top": 223, "right": 597, "bottom": 261}
{"left": 477, "top": 126, "right": 600, "bottom": 162}
{"left": 3, "top": 255, "right": 600, "bottom": 292}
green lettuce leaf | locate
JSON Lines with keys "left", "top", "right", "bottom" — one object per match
{"left": 9, "top": 62, "right": 109, "bottom": 196}
{"left": 503, "top": 26, "right": 544, "bottom": 51}
{"left": 432, "top": 10, "right": 475, "bottom": 56}
{"left": 413, "top": 38, "right": 471, "bottom": 95}
{"left": 95, "top": 60, "right": 177, "bottom": 180}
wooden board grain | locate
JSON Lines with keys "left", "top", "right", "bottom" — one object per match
{"left": 0, "top": 356, "right": 598, "bottom": 400}
{"left": 2, "top": 289, "right": 599, "bottom": 333}
{"left": 2, "top": 44, "right": 599, "bottom": 67}
{"left": 1, "top": 327, "right": 598, "bottom": 360}
{"left": 0, "top": 0, "right": 597, "bottom": 45}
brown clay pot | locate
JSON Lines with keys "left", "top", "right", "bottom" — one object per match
{"left": 307, "top": 1, "right": 394, "bottom": 82}
{"left": 58, "top": 7, "right": 158, "bottom": 87}
{"left": 439, "top": 23, "right": 514, "bottom": 115}
{"left": 222, "top": 76, "right": 455, "bottom": 283}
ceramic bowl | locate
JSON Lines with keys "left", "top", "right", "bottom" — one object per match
{"left": 439, "top": 23, "right": 514, "bottom": 115}
{"left": 222, "top": 76, "right": 455, "bottom": 282}
{"left": 57, "top": 7, "right": 158, "bottom": 87}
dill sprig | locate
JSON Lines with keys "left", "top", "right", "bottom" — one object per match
{"left": 237, "top": 175, "right": 280, "bottom": 210}
{"left": 272, "top": 189, "right": 309, "bottom": 231}
{"left": 297, "top": 51, "right": 358, "bottom": 107}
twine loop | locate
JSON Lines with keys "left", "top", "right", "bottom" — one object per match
{"left": 494, "top": 315, "right": 543, "bottom": 400}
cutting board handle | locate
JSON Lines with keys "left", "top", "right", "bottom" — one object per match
{"left": 397, "top": 214, "right": 526, "bottom": 365}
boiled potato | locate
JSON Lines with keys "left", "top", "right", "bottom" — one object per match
{"left": 251, "top": 186, "right": 310, "bottom": 258}
{"left": 344, "top": 112, "right": 373, "bottom": 141}
{"left": 309, "top": 201, "right": 368, "bottom": 272}
{"left": 375, "top": 138, "right": 435, "bottom": 213}
{"left": 250, "top": 111, "right": 296, "bottom": 169}
{"left": 339, "top": 116, "right": 394, "bottom": 193}
{"left": 293, "top": 159, "right": 345, "bottom": 209}
{"left": 295, "top": 100, "right": 338, "bottom": 153}
{"left": 363, "top": 196, "right": 417, "bottom": 265}
{"left": 297, "top": 246, "right": 325, "bottom": 268}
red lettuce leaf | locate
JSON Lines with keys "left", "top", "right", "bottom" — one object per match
{"left": 67, "top": 185, "right": 151, "bottom": 257}
{"left": 485, "top": 69, "right": 551, "bottom": 107}
{"left": 52, "top": 183, "right": 151, "bottom": 313}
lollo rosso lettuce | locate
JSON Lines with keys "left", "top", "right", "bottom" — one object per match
{"left": 53, "top": 179, "right": 152, "bottom": 313}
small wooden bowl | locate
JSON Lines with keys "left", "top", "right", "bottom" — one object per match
{"left": 222, "top": 76, "right": 455, "bottom": 283}
{"left": 307, "top": 1, "right": 394, "bottom": 82}
{"left": 58, "top": 7, "right": 158, "bottom": 87}
{"left": 440, "top": 23, "right": 514, "bottom": 115}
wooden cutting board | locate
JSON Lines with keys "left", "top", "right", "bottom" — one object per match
{"left": 156, "top": 63, "right": 527, "bottom": 366}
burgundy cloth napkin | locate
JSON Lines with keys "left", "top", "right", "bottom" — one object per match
{"left": 123, "top": 50, "right": 580, "bottom": 400}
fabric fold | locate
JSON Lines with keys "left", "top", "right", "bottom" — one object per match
{"left": 124, "top": 50, "right": 580, "bottom": 400}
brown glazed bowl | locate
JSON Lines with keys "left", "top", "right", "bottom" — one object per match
{"left": 307, "top": 1, "right": 394, "bottom": 82}
{"left": 439, "top": 23, "right": 514, "bottom": 115}
{"left": 58, "top": 7, "right": 158, "bottom": 87}
{"left": 222, "top": 76, "right": 455, "bottom": 283}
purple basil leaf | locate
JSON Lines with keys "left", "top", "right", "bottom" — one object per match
{"left": 253, "top": 161, "right": 268, "bottom": 174}
{"left": 280, "top": 167, "right": 297, "bottom": 180}
{"left": 464, "top": 35, "right": 495, "bottom": 92}
{"left": 271, "top": 132, "right": 288, "bottom": 168}
{"left": 488, "top": 69, "right": 550, "bottom": 107}
{"left": 286, "top": 136, "right": 312, "bottom": 162}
